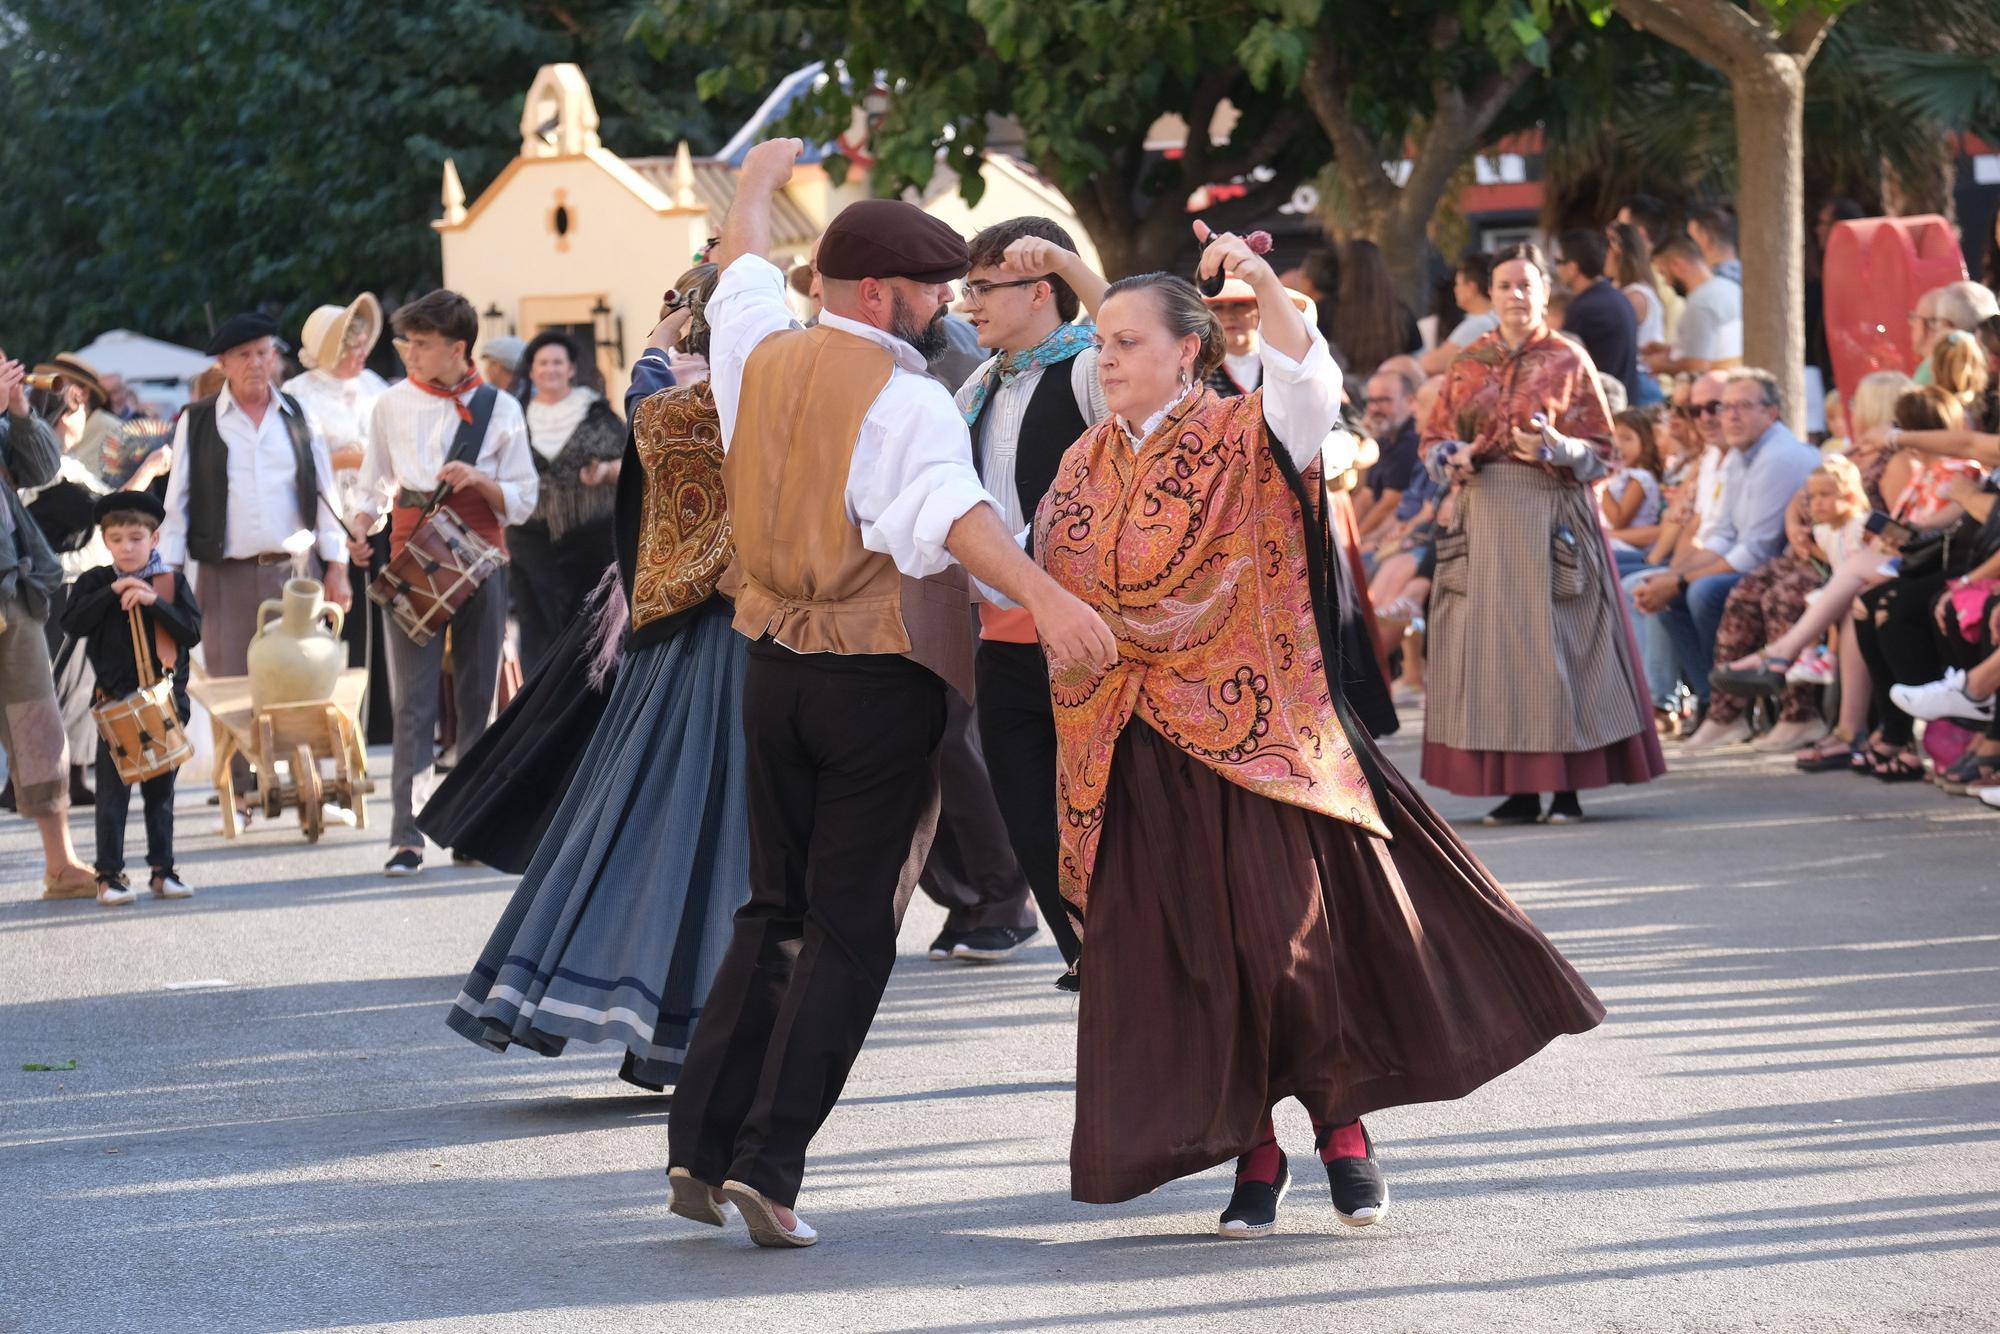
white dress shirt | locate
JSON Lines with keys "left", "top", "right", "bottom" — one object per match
{"left": 283, "top": 366, "right": 388, "bottom": 510}
{"left": 157, "top": 383, "right": 348, "bottom": 568}
{"left": 953, "top": 346, "right": 1107, "bottom": 533}
{"left": 359, "top": 380, "right": 537, "bottom": 525}
{"left": 708, "top": 254, "right": 997, "bottom": 579}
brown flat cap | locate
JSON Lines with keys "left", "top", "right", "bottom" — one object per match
{"left": 816, "top": 199, "right": 970, "bottom": 285}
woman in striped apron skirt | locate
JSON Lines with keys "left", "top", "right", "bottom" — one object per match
{"left": 1419, "top": 242, "right": 1666, "bottom": 826}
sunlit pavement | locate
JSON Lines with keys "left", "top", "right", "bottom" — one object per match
{"left": 3, "top": 720, "right": 1996, "bottom": 1333}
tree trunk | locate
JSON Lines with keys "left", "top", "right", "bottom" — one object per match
{"left": 1733, "top": 55, "right": 1809, "bottom": 433}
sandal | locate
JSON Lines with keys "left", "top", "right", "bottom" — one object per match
{"left": 1868, "top": 748, "right": 1927, "bottom": 783}
{"left": 1710, "top": 657, "right": 1792, "bottom": 697}
{"left": 1935, "top": 749, "right": 2000, "bottom": 796}
{"left": 1795, "top": 733, "right": 1859, "bottom": 773}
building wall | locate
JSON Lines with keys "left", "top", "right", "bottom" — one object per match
{"left": 440, "top": 155, "right": 709, "bottom": 404}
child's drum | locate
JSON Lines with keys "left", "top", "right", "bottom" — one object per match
{"left": 93, "top": 679, "right": 191, "bottom": 785}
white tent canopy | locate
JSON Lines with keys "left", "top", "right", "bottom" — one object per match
{"left": 73, "top": 328, "right": 212, "bottom": 411}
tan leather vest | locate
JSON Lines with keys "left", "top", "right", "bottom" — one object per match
{"left": 722, "top": 323, "right": 975, "bottom": 701}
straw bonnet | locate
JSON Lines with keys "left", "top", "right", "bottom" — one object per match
{"left": 298, "top": 293, "right": 383, "bottom": 372}
{"left": 33, "top": 352, "right": 109, "bottom": 409}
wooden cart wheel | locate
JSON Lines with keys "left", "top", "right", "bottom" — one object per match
{"left": 258, "top": 716, "right": 285, "bottom": 819}
{"left": 294, "top": 744, "right": 323, "bottom": 843}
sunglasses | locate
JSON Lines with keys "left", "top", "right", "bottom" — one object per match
{"left": 1680, "top": 401, "right": 1723, "bottom": 418}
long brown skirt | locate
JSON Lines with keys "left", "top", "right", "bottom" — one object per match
{"left": 1070, "top": 721, "right": 1605, "bottom": 1204}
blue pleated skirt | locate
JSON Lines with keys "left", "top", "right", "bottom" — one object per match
{"left": 445, "top": 597, "right": 748, "bottom": 1086}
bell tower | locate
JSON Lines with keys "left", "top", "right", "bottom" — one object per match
{"left": 520, "top": 64, "right": 601, "bottom": 159}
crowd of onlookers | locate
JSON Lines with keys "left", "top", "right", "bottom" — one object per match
{"left": 1351, "top": 195, "right": 2000, "bottom": 813}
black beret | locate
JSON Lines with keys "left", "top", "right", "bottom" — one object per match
{"left": 94, "top": 490, "right": 167, "bottom": 525}
{"left": 205, "top": 311, "right": 283, "bottom": 357}
{"left": 816, "top": 199, "right": 970, "bottom": 285}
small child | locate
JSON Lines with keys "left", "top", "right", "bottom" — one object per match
{"left": 59, "top": 491, "right": 202, "bottom": 907}
{"left": 1602, "top": 408, "right": 1666, "bottom": 551}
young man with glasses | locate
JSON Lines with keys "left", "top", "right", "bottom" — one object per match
{"left": 952, "top": 217, "right": 1109, "bottom": 978}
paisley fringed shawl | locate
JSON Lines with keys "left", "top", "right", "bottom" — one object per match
{"left": 1033, "top": 386, "right": 1389, "bottom": 922}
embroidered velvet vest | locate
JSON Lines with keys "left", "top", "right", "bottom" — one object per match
{"left": 1033, "top": 386, "right": 1388, "bottom": 918}
{"left": 627, "top": 380, "right": 730, "bottom": 632}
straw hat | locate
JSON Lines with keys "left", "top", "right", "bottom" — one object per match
{"left": 1201, "top": 278, "right": 1317, "bottom": 323}
{"left": 33, "top": 352, "right": 109, "bottom": 409}
{"left": 297, "top": 293, "right": 382, "bottom": 371}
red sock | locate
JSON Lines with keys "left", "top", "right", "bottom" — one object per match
{"left": 1316, "top": 1118, "right": 1369, "bottom": 1162}
{"left": 1236, "top": 1115, "right": 1281, "bottom": 1184}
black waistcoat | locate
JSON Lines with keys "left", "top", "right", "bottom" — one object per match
{"left": 972, "top": 353, "right": 1089, "bottom": 543}
{"left": 182, "top": 392, "right": 317, "bottom": 563}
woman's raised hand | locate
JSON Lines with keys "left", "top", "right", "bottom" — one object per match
{"left": 1193, "top": 220, "right": 1274, "bottom": 291}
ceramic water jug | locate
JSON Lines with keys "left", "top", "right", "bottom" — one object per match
{"left": 246, "top": 578, "right": 345, "bottom": 709}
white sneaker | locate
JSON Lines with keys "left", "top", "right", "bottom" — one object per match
{"left": 150, "top": 870, "right": 193, "bottom": 900}
{"left": 1979, "top": 786, "right": 2000, "bottom": 810}
{"left": 1785, "top": 647, "right": 1835, "bottom": 687}
{"left": 96, "top": 876, "right": 136, "bottom": 907}
{"left": 1890, "top": 670, "right": 1996, "bottom": 723}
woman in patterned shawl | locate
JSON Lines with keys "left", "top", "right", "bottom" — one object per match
{"left": 443, "top": 264, "right": 751, "bottom": 1094}
{"left": 1034, "top": 227, "right": 1603, "bottom": 1239}
{"left": 1420, "top": 243, "right": 1666, "bottom": 825}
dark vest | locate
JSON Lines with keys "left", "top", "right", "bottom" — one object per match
{"left": 182, "top": 391, "right": 317, "bottom": 563}
{"left": 971, "top": 352, "right": 1090, "bottom": 536}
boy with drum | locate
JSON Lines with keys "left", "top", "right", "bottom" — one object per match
{"left": 60, "top": 491, "right": 202, "bottom": 906}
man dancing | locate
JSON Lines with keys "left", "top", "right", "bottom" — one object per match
{"left": 664, "top": 139, "right": 1114, "bottom": 1248}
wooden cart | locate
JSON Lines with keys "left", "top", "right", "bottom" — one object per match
{"left": 190, "top": 670, "right": 373, "bottom": 842}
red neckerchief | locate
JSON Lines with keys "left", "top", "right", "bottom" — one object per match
{"left": 411, "top": 368, "right": 484, "bottom": 423}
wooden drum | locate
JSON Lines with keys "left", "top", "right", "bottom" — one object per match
{"left": 367, "top": 505, "right": 507, "bottom": 647}
{"left": 91, "top": 607, "right": 192, "bottom": 784}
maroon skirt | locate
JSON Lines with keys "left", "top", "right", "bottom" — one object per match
{"left": 1070, "top": 722, "right": 1605, "bottom": 1204}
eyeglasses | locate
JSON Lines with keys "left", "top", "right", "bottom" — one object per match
{"left": 1719, "top": 400, "right": 1766, "bottom": 414}
{"left": 961, "top": 276, "right": 1049, "bottom": 301}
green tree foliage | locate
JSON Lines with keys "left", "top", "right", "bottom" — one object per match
{"left": 0, "top": 0, "right": 759, "bottom": 359}
{"left": 639, "top": 0, "right": 1329, "bottom": 280}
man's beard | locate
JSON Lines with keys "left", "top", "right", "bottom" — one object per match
{"left": 890, "top": 292, "right": 949, "bottom": 360}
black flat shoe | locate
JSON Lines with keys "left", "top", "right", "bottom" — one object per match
{"left": 1481, "top": 794, "right": 1542, "bottom": 826}
{"left": 1325, "top": 1124, "right": 1389, "bottom": 1227}
{"left": 927, "top": 929, "right": 967, "bottom": 961}
{"left": 1219, "top": 1149, "right": 1290, "bottom": 1239}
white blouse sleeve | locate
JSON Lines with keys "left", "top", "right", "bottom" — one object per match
{"left": 705, "top": 254, "right": 802, "bottom": 452}
{"left": 1258, "top": 325, "right": 1344, "bottom": 470}
{"left": 847, "top": 370, "right": 1003, "bottom": 579}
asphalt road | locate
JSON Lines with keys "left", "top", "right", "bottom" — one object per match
{"left": 3, "top": 717, "right": 1997, "bottom": 1333}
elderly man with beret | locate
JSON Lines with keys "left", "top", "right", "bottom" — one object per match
{"left": 663, "top": 140, "right": 1115, "bottom": 1249}
{"left": 157, "top": 312, "right": 350, "bottom": 816}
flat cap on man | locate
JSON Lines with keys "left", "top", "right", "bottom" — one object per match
{"left": 93, "top": 489, "right": 168, "bottom": 525}
{"left": 205, "top": 312, "right": 283, "bottom": 358}
{"left": 815, "top": 200, "right": 970, "bottom": 285}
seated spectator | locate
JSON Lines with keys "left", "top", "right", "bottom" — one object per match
{"left": 1840, "top": 369, "right": 1920, "bottom": 510}
{"left": 1602, "top": 408, "right": 1666, "bottom": 552}
{"left": 1699, "top": 460, "right": 1866, "bottom": 754}
{"left": 1631, "top": 368, "right": 1818, "bottom": 747}
{"left": 1821, "top": 389, "right": 1847, "bottom": 450}
{"left": 1557, "top": 229, "right": 1640, "bottom": 400}
{"left": 1353, "top": 367, "right": 1421, "bottom": 540}
{"left": 1609, "top": 222, "right": 1667, "bottom": 405}
{"left": 1720, "top": 387, "right": 1992, "bottom": 777}
{"left": 1418, "top": 254, "right": 1496, "bottom": 376}
{"left": 1894, "top": 588, "right": 2000, "bottom": 798}
{"left": 1644, "top": 238, "right": 1743, "bottom": 377}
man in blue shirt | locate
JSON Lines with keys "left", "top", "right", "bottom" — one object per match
{"left": 1630, "top": 368, "right": 1818, "bottom": 749}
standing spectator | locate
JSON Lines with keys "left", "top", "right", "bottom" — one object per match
{"left": 1418, "top": 254, "right": 1497, "bottom": 376}
{"left": 1618, "top": 192, "right": 1686, "bottom": 343}
{"left": 1555, "top": 229, "right": 1640, "bottom": 399}
{"left": 1607, "top": 222, "right": 1666, "bottom": 403}
{"left": 1630, "top": 369, "right": 1819, "bottom": 749}
{"left": 0, "top": 349, "right": 96, "bottom": 897}
{"left": 478, "top": 335, "right": 526, "bottom": 399}
{"left": 1353, "top": 366, "right": 1421, "bottom": 541}
{"left": 351, "top": 290, "right": 537, "bottom": 878}
{"left": 1420, "top": 242, "right": 1665, "bottom": 825}
{"left": 1688, "top": 205, "right": 1742, "bottom": 284}
{"left": 156, "top": 314, "right": 352, "bottom": 821}
{"left": 1644, "top": 238, "right": 1742, "bottom": 377}
{"left": 510, "top": 331, "right": 623, "bottom": 673}
{"left": 1203, "top": 278, "right": 1268, "bottom": 396}
{"left": 1330, "top": 239, "right": 1421, "bottom": 382}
